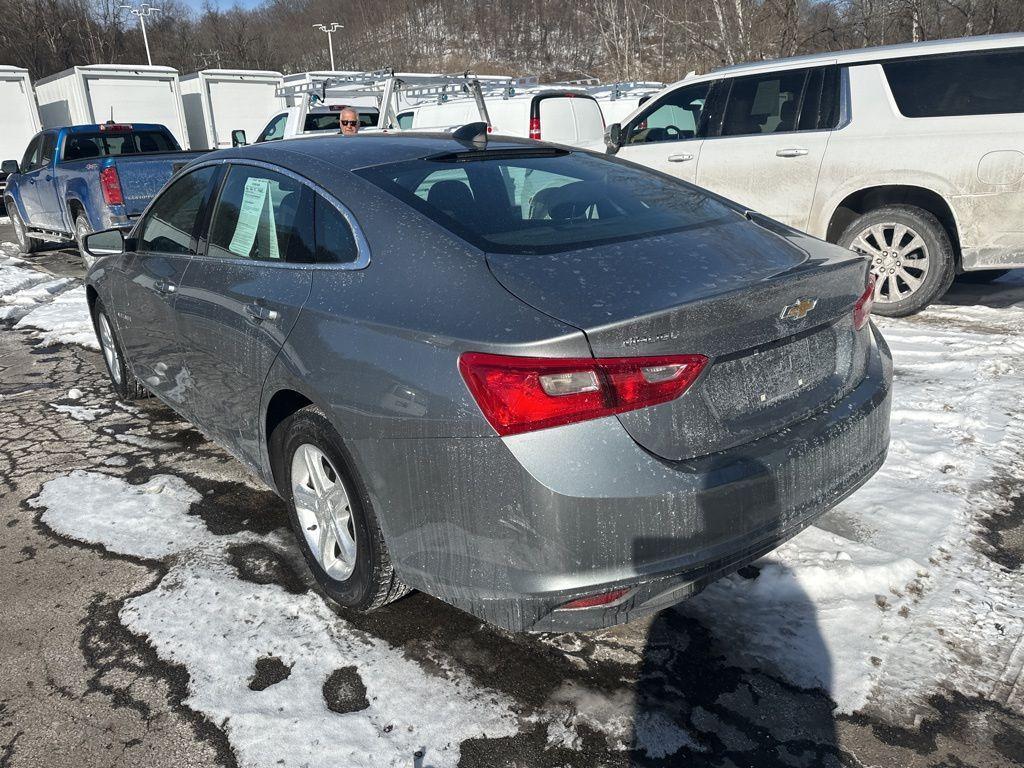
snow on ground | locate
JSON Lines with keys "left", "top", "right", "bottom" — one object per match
{"left": 31, "top": 471, "right": 520, "bottom": 768}
{"left": 680, "top": 295, "right": 1024, "bottom": 720}
{"left": 11, "top": 251, "right": 1024, "bottom": 754}
{"left": 14, "top": 285, "right": 96, "bottom": 349}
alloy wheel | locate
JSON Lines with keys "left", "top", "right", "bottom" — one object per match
{"left": 97, "top": 312, "right": 122, "bottom": 385}
{"left": 849, "top": 223, "right": 930, "bottom": 304}
{"left": 290, "top": 443, "right": 357, "bottom": 581}
{"left": 12, "top": 210, "right": 28, "bottom": 249}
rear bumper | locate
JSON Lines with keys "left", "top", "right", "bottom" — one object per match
{"left": 348, "top": 326, "right": 892, "bottom": 632}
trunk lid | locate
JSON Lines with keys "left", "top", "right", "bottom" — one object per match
{"left": 486, "top": 216, "right": 872, "bottom": 460}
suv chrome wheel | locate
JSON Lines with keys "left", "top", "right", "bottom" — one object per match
{"left": 291, "top": 443, "right": 357, "bottom": 581}
{"left": 849, "top": 223, "right": 930, "bottom": 304}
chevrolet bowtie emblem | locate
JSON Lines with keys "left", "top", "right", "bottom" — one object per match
{"left": 780, "top": 298, "right": 818, "bottom": 321}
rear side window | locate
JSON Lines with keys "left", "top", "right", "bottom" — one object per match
{"left": 798, "top": 67, "right": 841, "bottom": 130}
{"left": 314, "top": 196, "right": 358, "bottom": 263}
{"left": 355, "top": 150, "right": 735, "bottom": 255}
{"left": 721, "top": 69, "right": 807, "bottom": 136}
{"left": 207, "top": 166, "right": 313, "bottom": 262}
{"left": 882, "top": 49, "right": 1024, "bottom": 117}
{"left": 62, "top": 130, "right": 177, "bottom": 161}
{"left": 138, "top": 166, "right": 219, "bottom": 255}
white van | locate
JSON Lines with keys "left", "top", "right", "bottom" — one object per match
{"left": 0, "top": 66, "right": 42, "bottom": 193}
{"left": 180, "top": 69, "right": 284, "bottom": 150}
{"left": 34, "top": 65, "right": 189, "bottom": 149}
{"left": 605, "top": 33, "right": 1024, "bottom": 315}
{"left": 410, "top": 91, "right": 606, "bottom": 150}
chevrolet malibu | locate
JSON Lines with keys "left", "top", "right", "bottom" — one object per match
{"left": 82, "top": 131, "right": 892, "bottom": 632}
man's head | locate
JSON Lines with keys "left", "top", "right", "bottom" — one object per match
{"left": 339, "top": 107, "right": 360, "bottom": 136}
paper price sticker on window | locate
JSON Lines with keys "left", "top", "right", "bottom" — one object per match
{"left": 228, "top": 176, "right": 280, "bottom": 260}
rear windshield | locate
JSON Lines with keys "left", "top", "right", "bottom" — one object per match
{"left": 354, "top": 150, "right": 735, "bottom": 254}
{"left": 303, "top": 111, "right": 378, "bottom": 132}
{"left": 62, "top": 130, "right": 177, "bottom": 161}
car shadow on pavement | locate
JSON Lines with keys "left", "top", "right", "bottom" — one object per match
{"left": 939, "top": 269, "right": 1024, "bottom": 309}
{"left": 630, "top": 453, "right": 840, "bottom": 766}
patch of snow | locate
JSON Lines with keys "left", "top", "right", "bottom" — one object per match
{"left": 680, "top": 305, "right": 1024, "bottom": 719}
{"left": 50, "top": 403, "right": 110, "bottom": 422}
{"left": 15, "top": 286, "right": 97, "bottom": 349}
{"left": 33, "top": 470, "right": 521, "bottom": 767}
{"left": 67, "top": 388, "right": 83, "bottom": 400}
{"left": 0, "top": 262, "right": 49, "bottom": 297}
{"left": 0, "top": 277, "right": 74, "bottom": 321}
{"left": 113, "top": 432, "right": 179, "bottom": 450}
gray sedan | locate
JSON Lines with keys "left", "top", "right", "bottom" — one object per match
{"left": 82, "top": 131, "right": 892, "bottom": 632}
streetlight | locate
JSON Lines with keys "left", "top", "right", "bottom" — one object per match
{"left": 119, "top": 2, "right": 162, "bottom": 66}
{"left": 313, "top": 22, "right": 343, "bottom": 71}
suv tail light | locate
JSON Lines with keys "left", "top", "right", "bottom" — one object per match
{"left": 528, "top": 116, "right": 541, "bottom": 140}
{"left": 854, "top": 273, "right": 876, "bottom": 330}
{"left": 458, "top": 352, "right": 707, "bottom": 436}
{"left": 99, "top": 166, "right": 124, "bottom": 206}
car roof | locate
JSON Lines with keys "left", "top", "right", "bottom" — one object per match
{"left": 59, "top": 123, "right": 169, "bottom": 134}
{"left": 213, "top": 131, "right": 545, "bottom": 171}
{"left": 670, "top": 32, "right": 1024, "bottom": 88}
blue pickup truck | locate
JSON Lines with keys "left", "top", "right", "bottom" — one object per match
{"left": 2, "top": 123, "right": 207, "bottom": 258}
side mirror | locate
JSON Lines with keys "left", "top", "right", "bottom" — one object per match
{"left": 231, "top": 129, "right": 247, "bottom": 147}
{"left": 84, "top": 228, "right": 126, "bottom": 258}
{"left": 604, "top": 123, "right": 623, "bottom": 154}
{"left": 1, "top": 160, "right": 19, "bottom": 175}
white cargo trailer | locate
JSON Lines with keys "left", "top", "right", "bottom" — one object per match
{"left": 180, "top": 69, "right": 284, "bottom": 150}
{"left": 34, "top": 64, "right": 189, "bottom": 148}
{"left": 0, "top": 66, "right": 42, "bottom": 191}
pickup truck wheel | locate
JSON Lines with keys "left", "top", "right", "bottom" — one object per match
{"left": 270, "top": 406, "right": 411, "bottom": 612}
{"left": 74, "top": 214, "right": 94, "bottom": 266}
{"left": 89, "top": 299, "right": 149, "bottom": 401}
{"left": 838, "top": 205, "right": 955, "bottom": 318}
{"left": 9, "top": 205, "right": 42, "bottom": 254}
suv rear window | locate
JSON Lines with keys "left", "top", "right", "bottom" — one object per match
{"left": 882, "top": 49, "right": 1024, "bottom": 117}
{"left": 63, "top": 130, "right": 177, "bottom": 161}
{"left": 303, "top": 111, "right": 378, "bottom": 132}
{"left": 355, "top": 149, "right": 736, "bottom": 255}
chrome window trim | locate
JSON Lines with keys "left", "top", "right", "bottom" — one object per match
{"left": 185, "top": 156, "right": 371, "bottom": 271}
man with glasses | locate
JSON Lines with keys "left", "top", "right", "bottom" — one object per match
{"left": 338, "top": 107, "right": 360, "bottom": 136}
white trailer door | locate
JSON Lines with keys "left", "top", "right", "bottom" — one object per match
{"left": 86, "top": 77, "right": 185, "bottom": 146}
{"left": 0, "top": 78, "right": 38, "bottom": 163}
{"left": 208, "top": 80, "right": 281, "bottom": 149}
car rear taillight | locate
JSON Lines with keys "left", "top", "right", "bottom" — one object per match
{"left": 99, "top": 123, "right": 132, "bottom": 132}
{"left": 458, "top": 352, "right": 707, "bottom": 436}
{"left": 559, "top": 588, "right": 631, "bottom": 611}
{"left": 99, "top": 166, "right": 124, "bottom": 206}
{"left": 854, "top": 273, "right": 876, "bottom": 330}
{"left": 528, "top": 116, "right": 541, "bottom": 140}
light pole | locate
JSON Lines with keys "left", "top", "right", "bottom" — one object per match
{"left": 313, "top": 22, "right": 343, "bottom": 71}
{"left": 119, "top": 3, "right": 162, "bottom": 66}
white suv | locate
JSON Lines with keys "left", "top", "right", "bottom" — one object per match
{"left": 605, "top": 33, "right": 1024, "bottom": 315}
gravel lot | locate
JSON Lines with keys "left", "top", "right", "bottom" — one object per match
{"left": 1, "top": 221, "right": 1023, "bottom": 768}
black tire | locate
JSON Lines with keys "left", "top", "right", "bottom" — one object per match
{"left": 838, "top": 205, "right": 956, "bottom": 317}
{"left": 270, "top": 405, "right": 410, "bottom": 612}
{"left": 8, "top": 202, "right": 43, "bottom": 254}
{"left": 89, "top": 298, "right": 148, "bottom": 401}
{"left": 74, "top": 213, "right": 93, "bottom": 264}
{"left": 957, "top": 269, "right": 1010, "bottom": 284}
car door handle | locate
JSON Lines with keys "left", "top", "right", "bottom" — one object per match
{"left": 776, "top": 147, "right": 809, "bottom": 158}
{"left": 667, "top": 153, "right": 694, "bottom": 162}
{"left": 245, "top": 303, "right": 279, "bottom": 323}
{"left": 154, "top": 279, "right": 177, "bottom": 295}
